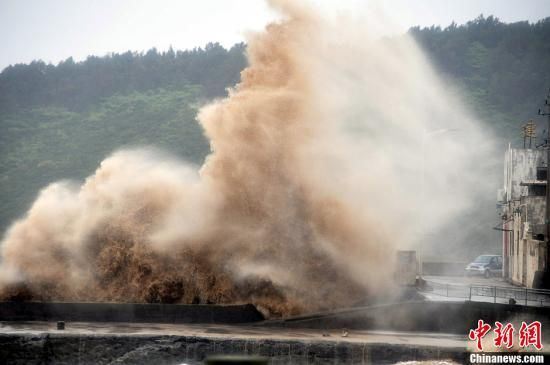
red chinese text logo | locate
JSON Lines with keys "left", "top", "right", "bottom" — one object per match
{"left": 519, "top": 321, "right": 543, "bottom": 350}
{"left": 469, "top": 320, "right": 492, "bottom": 351}
{"left": 493, "top": 321, "right": 514, "bottom": 349}
{"left": 468, "top": 320, "right": 543, "bottom": 351}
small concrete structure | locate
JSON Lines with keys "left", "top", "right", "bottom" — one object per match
{"left": 498, "top": 146, "right": 548, "bottom": 288}
{"left": 395, "top": 250, "right": 418, "bottom": 286}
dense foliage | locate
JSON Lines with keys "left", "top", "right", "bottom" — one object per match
{"left": 0, "top": 43, "right": 246, "bottom": 113}
{"left": 0, "top": 17, "right": 549, "bottom": 257}
{"left": 0, "top": 88, "right": 209, "bottom": 234}
{"left": 0, "top": 43, "right": 247, "bottom": 233}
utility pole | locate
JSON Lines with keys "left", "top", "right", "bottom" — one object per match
{"left": 540, "top": 89, "right": 550, "bottom": 286}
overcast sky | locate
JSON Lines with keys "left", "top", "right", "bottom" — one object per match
{"left": 1, "top": 0, "right": 548, "bottom": 71}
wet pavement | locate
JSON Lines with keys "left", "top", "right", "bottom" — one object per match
{"left": 2, "top": 319, "right": 548, "bottom": 364}
{"left": 0, "top": 321, "right": 466, "bottom": 349}
{"left": 423, "top": 275, "right": 515, "bottom": 288}
{"left": 0, "top": 321, "right": 471, "bottom": 364}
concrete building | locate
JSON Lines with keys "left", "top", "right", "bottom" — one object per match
{"left": 498, "top": 146, "right": 548, "bottom": 288}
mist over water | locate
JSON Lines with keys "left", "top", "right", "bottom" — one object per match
{"left": 0, "top": 0, "right": 494, "bottom": 316}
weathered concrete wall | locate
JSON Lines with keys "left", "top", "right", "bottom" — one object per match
{"left": 503, "top": 148, "right": 545, "bottom": 202}
{"left": 264, "top": 301, "right": 550, "bottom": 336}
{"left": 0, "top": 302, "right": 264, "bottom": 324}
{"left": 501, "top": 148, "right": 548, "bottom": 287}
{"left": 511, "top": 213, "right": 524, "bottom": 286}
{"left": 0, "top": 332, "right": 467, "bottom": 365}
{"left": 526, "top": 239, "right": 546, "bottom": 288}
{"left": 508, "top": 202, "right": 547, "bottom": 288}
{"left": 421, "top": 262, "right": 466, "bottom": 276}
{"left": 524, "top": 196, "right": 546, "bottom": 228}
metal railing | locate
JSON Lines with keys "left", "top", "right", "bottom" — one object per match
{"left": 421, "top": 280, "right": 550, "bottom": 307}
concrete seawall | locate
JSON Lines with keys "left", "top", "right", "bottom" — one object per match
{"left": 264, "top": 301, "right": 550, "bottom": 335}
{"left": 3, "top": 300, "right": 547, "bottom": 333}
{"left": 2, "top": 300, "right": 548, "bottom": 364}
{"left": 0, "top": 302, "right": 264, "bottom": 324}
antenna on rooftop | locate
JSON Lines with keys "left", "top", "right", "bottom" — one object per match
{"left": 522, "top": 120, "right": 536, "bottom": 148}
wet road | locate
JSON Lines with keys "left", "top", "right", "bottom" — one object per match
{"left": 423, "top": 275, "right": 515, "bottom": 288}
{"left": 0, "top": 320, "right": 467, "bottom": 349}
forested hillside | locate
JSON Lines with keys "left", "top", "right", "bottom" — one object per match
{"left": 0, "top": 43, "right": 244, "bottom": 233}
{"left": 1, "top": 16, "right": 549, "bottom": 248}
{"left": 0, "top": 43, "right": 246, "bottom": 112}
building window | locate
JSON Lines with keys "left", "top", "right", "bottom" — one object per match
{"left": 537, "top": 167, "right": 547, "bottom": 180}
{"left": 528, "top": 185, "right": 546, "bottom": 196}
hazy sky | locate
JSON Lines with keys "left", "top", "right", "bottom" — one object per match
{"left": 1, "top": 0, "right": 548, "bottom": 71}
